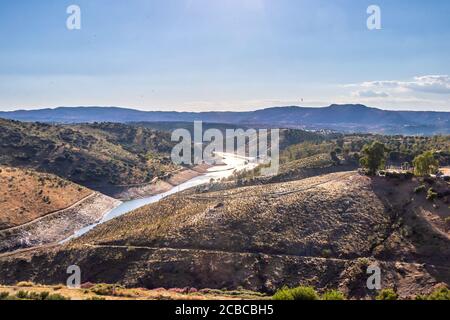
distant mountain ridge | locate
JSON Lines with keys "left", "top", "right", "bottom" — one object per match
{"left": 1, "top": 104, "right": 449, "bottom": 135}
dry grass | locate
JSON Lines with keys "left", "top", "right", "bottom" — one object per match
{"left": 74, "top": 172, "right": 388, "bottom": 260}
{"left": 0, "top": 166, "right": 92, "bottom": 229}
{"left": 1, "top": 172, "right": 448, "bottom": 299}
{"left": 0, "top": 284, "right": 267, "bottom": 300}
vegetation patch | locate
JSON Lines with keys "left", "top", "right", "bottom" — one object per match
{"left": 272, "top": 286, "right": 320, "bottom": 301}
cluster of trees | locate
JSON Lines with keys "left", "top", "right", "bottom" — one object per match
{"left": 359, "top": 141, "right": 442, "bottom": 177}
{"left": 279, "top": 132, "right": 448, "bottom": 174}
{"left": 346, "top": 134, "right": 449, "bottom": 163}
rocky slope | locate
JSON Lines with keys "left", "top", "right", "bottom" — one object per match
{"left": 0, "top": 167, "right": 121, "bottom": 254}
{"left": 0, "top": 166, "right": 92, "bottom": 230}
{"left": 0, "top": 172, "right": 448, "bottom": 298}
{"left": 0, "top": 192, "right": 120, "bottom": 254}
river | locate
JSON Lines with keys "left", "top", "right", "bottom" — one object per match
{"left": 63, "top": 153, "right": 258, "bottom": 241}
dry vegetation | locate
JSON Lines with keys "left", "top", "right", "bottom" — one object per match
{"left": 1, "top": 172, "right": 447, "bottom": 299}
{"left": 0, "top": 283, "right": 266, "bottom": 300}
{"left": 77, "top": 172, "right": 387, "bottom": 259}
{"left": 0, "top": 119, "right": 177, "bottom": 196}
{"left": 0, "top": 166, "right": 91, "bottom": 230}
{"left": 0, "top": 119, "right": 449, "bottom": 300}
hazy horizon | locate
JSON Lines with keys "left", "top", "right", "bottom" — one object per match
{"left": 1, "top": 0, "right": 449, "bottom": 112}
{"left": 1, "top": 103, "right": 450, "bottom": 114}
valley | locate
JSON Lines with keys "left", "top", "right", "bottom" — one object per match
{"left": 0, "top": 114, "right": 449, "bottom": 300}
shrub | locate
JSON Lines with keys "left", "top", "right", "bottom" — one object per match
{"left": 39, "top": 291, "right": 50, "bottom": 300}
{"left": 272, "top": 287, "right": 295, "bottom": 300}
{"left": 273, "top": 286, "right": 319, "bottom": 301}
{"left": 321, "top": 290, "right": 346, "bottom": 300}
{"left": 357, "top": 258, "right": 370, "bottom": 267}
{"left": 46, "top": 293, "right": 70, "bottom": 300}
{"left": 90, "top": 284, "right": 123, "bottom": 296}
{"left": 28, "top": 292, "right": 42, "bottom": 300}
{"left": 91, "top": 284, "right": 115, "bottom": 296}
{"left": 86, "top": 296, "right": 106, "bottom": 300}
{"left": 376, "top": 289, "right": 398, "bottom": 300}
{"left": 321, "top": 249, "right": 332, "bottom": 258}
{"left": 414, "top": 185, "right": 426, "bottom": 194}
{"left": 16, "top": 281, "right": 34, "bottom": 287}
{"left": 427, "top": 287, "right": 450, "bottom": 300}
{"left": 0, "top": 292, "right": 10, "bottom": 300}
{"left": 426, "top": 188, "right": 438, "bottom": 201}
{"left": 16, "top": 290, "right": 29, "bottom": 299}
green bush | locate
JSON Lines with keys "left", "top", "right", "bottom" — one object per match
{"left": 426, "top": 287, "right": 450, "bottom": 300}
{"left": 28, "top": 292, "right": 42, "bottom": 300}
{"left": 414, "top": 185, "right": 426, "bottom": 194}
{"left": 0, "top": 292, "right": 10, "bottom": 300}
{"left": 376, "top": 289, "right": 398, "bottom": 300}
{"left": 39, "top": 291, "right": 50, "bottom": 300}
{"left": 46, "top": 293, "right": 70, "bottom": 300}
{"left": 426, "top": 188, "right": 438, "bottom": 201}
{"left": 272, "top": 287, "right": 293, "bottom": 300}
{"left": 16, "top": 290, "right": 29, "bottom": 299}
{"left": 13, "top": 290, "right": 69, "bottom": 300}
{"left": 273, "top": 286, "right": 319, "bottom": 300}
{"left": 321, "top": 290, "right": 346, "bottom": 300}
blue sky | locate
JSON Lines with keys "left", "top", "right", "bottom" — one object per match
{"left": 0, "top": 0, "right": 449, "bottom": 111}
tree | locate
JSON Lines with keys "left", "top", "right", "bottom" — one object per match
{"left": 359, "top": 142, "right": 388, "bottom": 175}
{"left": 330, "top": 151, "right": 340, "bottom": 165}
{"left": 413, "top": 151, "right": 439, "bottom": 176}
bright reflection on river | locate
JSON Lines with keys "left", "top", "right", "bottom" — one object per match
{"left": 62, "top": 153, "right": 257, "bottom": 242}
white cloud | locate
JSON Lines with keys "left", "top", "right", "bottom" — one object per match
{"left": 352, "top": 90, "right": 389, "bottom": 98}
{"left": 357, "top": 75, "right": 450, "bottom": 95}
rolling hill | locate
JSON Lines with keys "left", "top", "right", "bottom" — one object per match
{"left": 1, "top": 104, "right": 449, "bottom": 135}
{"left": 0, "top": 119, "right": 176, "bottom": 196}
{"left": 1, "top": 172, "right": 448, "bottom": 299}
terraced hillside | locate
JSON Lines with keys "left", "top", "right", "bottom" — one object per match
{"left": 1, "top": 172, "right": 448, "bottom": 299}
{"left": 0, "top": 119, "right": 176, "bottom": 195}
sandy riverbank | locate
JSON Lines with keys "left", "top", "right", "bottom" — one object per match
{"left": 111, "top": 164, "right": 213, "bottom": 201}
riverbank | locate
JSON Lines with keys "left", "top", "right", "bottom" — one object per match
{"left": 1, "top": 153, "right": 256, "bottom": 253}
{"left": 63, "top": 153, "right": 258, "bottom": 241}
{"left": 112, "top": 164, "right": 213, "bottom": 201}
